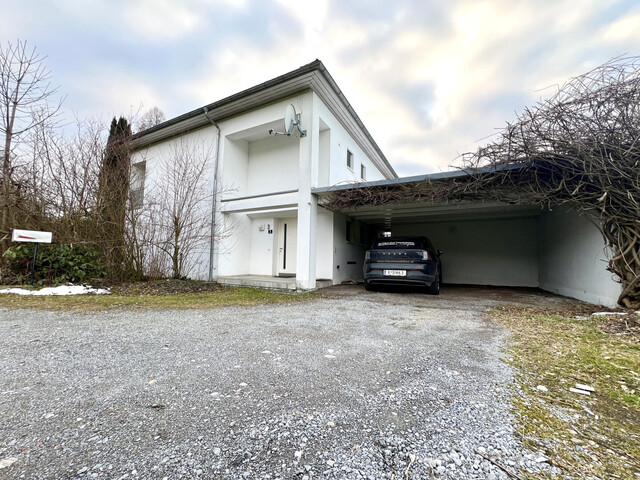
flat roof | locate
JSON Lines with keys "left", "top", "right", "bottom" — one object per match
{"left": 312, "top": 163, "right": 524, "bottom": 194}
{"left": 313, "top": 163, "right": 534, "bottom": 226}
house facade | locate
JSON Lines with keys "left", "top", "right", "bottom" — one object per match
{"left": 130, "top": 60, "right": 396, "bottom": 290}
{"left": 131, "top": 60, "right": 622, "bottom": 307}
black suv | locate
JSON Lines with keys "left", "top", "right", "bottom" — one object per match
{"left": 363, "top": 236, "right": 442, "bottom": 294}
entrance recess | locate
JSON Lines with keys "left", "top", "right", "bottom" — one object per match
{"left": 277, "top": 219, "right": 297, "bottom": 276}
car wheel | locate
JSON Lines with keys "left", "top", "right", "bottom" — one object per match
{"left": 427, "top": 273, "right": 440, "bottom": 295}
{"left": 364, "top": 281, "right": 374, "bottom": 291}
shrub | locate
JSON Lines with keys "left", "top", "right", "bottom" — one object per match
{"left": 2, "top": 244, "right": 106, "bottom": 285}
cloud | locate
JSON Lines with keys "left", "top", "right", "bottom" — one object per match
{"left": 3, "top": 0, "right": 639, "bottom": 177}
{"left": 172, "top": 0, "right": 640, "bottom": 175}
{"left": 123, "top": 1, "right": 205, "bottom": 41}
{"left": 600, "top": 8, "right": 640, "bottom": 43}
{"left": 318, "top": 0, "right": 640, "bottom": 173}
{"left": 64, "top": 65, "right": 165, "bottom": 121}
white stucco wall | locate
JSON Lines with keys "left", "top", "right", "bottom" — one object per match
{"left": 218, "top": 94, "right": 310, "bottom": 196}
{"left": 318, "top": 129, "right": 331, "bottom": 187}
{"left": 393, "top": 219, "right": 539, "bottom": 287}
{"left": 538, "top": 206, "right": 621, "bottom": 307}
{"left": 314, "top": 99, "right": 387, "bottom": 187}
{"left": 131, "top": 126, "right": 218, "bottom": 198}
{"left": 130, "top": 127, "right": 218, "bottom": 280}
{"left": 316, "top": 209, "right": 334, "bottom": 280}
{"left": 217, "top": 213, "right": 252, "bottom": 276}
{"left": 221, "top": 138, "right": 248, "bottom": 196}
{"left": 247, "top": 136, "right": 299, "bottom": 196}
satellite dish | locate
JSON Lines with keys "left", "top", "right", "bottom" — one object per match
{"left": 284, "top": 104, "right": 297, "bottom": 135}
{"left": 270, "top": 104, "right": 306, "bottom": 137}
{"left": 268, "top": 104, "right": 307, "bottom": 137}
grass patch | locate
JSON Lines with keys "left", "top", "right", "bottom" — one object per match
{"left": 0, "top": 285, "right": 317, "bottom": 312}
{"left": 494, "top": 306, "right": 640, "bottom": 479}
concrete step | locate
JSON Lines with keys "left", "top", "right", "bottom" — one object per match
{"left": 217, "top": 275, "right": 333, "bottom": 291}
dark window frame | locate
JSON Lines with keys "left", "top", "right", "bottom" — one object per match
{"left": 347, "top": 149, "right": 354, "bottom": 170}
{"left": 346, "top": 220, "right": 354, "bottom": 243}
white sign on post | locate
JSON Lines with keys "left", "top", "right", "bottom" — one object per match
{"left": 11, "top": 229, "right": 53, "bottom": 285}
{"left": 11, "top": 229, "right": 53, "bottom": 244}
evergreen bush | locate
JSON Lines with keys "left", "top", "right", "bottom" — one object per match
{"left": 2, "top": 244, "right": 106, "bottom": 285}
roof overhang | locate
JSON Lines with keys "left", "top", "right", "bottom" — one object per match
{"left": 130, "top": 60, "right": 397, "bottom": 179}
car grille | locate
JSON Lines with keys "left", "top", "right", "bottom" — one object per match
{"left": 372, "top": 251, "right": 422, "bottom": 262}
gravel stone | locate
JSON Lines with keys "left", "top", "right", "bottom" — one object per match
{"left": 0, "top": 285, "right": 573, "bottom": 479}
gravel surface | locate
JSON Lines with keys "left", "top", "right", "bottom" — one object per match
{"left": 0, "top": 286, "right": 573, "bottom": 479}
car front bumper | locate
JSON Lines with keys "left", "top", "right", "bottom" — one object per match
{"left": 363, "top": 262, "right": 437, "bottom": 287}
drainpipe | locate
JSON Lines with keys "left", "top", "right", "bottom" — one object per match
{"left": 203, "top": 106, "right": 221, "bottom": 282}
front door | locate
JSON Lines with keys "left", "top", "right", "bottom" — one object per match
{"left": 277, "top": 219, "right": 297, "bottom": 276}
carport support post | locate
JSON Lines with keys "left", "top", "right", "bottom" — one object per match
{"left": 296, "top": 194, "right": 318, "bottom": 290}
{"left": 296, "top": 93, "right": 318, "bottom": 290}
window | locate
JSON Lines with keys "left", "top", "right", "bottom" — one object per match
{"left": 130, "top": 161, "right": 146, "bottom": 209}
{"left": 360, "top": 164, "right": 366, "bottom": 180}
{"left": 347, "top": 149, "right": 354, "bottom": 170}
{"left": 346, "top": 220, "right": 353, "bottom": 243}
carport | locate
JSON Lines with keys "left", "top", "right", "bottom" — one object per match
{"left": 314, "top": 170, "right": 622, "bottom": 307}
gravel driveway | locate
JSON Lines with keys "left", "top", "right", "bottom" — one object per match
{"left": 0, "top": 286, "right": 569, "bottom": 479}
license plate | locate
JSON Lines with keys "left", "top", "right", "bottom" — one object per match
{"left": 383, "top": 269, "right": 406, "bottom": 276}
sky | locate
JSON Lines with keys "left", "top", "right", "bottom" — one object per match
{"left": 2, "top": 0, "right": 639, "bottom": 177}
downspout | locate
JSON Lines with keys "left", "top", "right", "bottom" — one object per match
{"left": 204, "top": 107, "right": 221, "bottom": 282}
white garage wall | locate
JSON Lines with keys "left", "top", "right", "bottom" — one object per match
{"left": 333, "top": 213, "right": 368, "bottom": 284}
{"left": 393, "top": 219, "right": 539, "bottom": 287}
{"left": 538, "top": 206, "right": 621, "bottom": 307}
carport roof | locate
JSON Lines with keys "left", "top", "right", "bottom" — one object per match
{"left": 312, "top": 163, "right": 524, "bottom": 194}
{"left": 313, "top": 163, "right": 540, "bottom": 227}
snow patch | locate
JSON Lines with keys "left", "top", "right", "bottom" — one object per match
{"left": 0, "top": 285, "right": 110, "bottom": 296}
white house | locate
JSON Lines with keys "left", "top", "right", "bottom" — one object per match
{"left": 130, "top": 60, "right": 397, "bottom": 290}
{"left": 131, "top": 60, "right": 622, "bottom": 307}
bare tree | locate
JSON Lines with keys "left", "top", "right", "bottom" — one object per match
{"left": 124, "top": 196, "right": 157, "bottom": 279}
{"left": 135, "top": 106, "right": 166, "bottom": 133}
{"left": 132, "top": 139, "right": 233, "bottom": 279}
{"left": 151, "top": 139, "right": 214, "bottom": 278}
{"left": 21, "top": 116, "right": 106, "bottom": 242}
{"left": 0, "top": 40, "right": 63, "bottom": 251}
{"left": 30, "top": 118, "right": 103, "bottom": 213}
